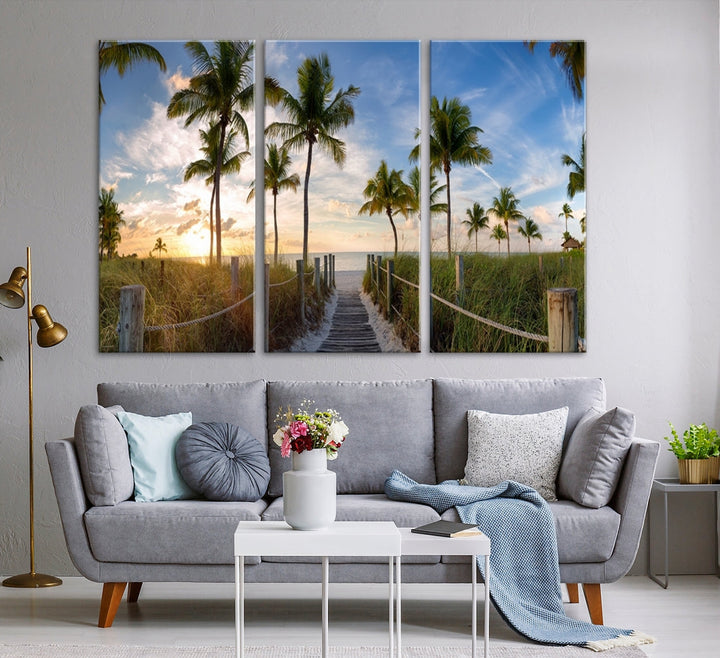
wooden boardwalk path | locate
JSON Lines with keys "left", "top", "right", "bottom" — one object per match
{"left": 317, "top": 288, "right": 381, "bottom": 352}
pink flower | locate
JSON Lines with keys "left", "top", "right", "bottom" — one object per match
{"left": 289, "top": 420, "right": 308, "bottom": 438}
{"left": 280, "top": 433, "right": 292, "bottom": 458}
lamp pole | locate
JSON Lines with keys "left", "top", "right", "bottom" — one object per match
{"left": 2, "top": 247, "right": 64, "bottom": 588}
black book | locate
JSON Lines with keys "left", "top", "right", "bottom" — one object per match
{"left": 411, "top": 520, "right": 481, "bottom": 538}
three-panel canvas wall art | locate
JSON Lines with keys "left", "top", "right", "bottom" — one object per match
{"left": 99, "top": 40, "right": 585, "bottom": 354}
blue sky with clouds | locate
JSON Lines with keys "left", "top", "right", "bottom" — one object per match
{"left": 100, "top": 41, "right": 257, "bottom": 258}
{"left": 431, "top": 40, "right": 585, "bottom": 253}
{"left": 264, "top": 40, "right": 420, "bottom": 258}
{"left": 99, "top": 40, "right": 584, "bottom": 259}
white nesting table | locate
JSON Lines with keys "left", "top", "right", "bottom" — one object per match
{"left": 397, "top": 527, "right": 491, "bottom": 658}
{"left": 233, "top": 520, "right": 401, "bottom": 658}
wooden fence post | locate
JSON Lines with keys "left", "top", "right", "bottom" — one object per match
{"left": 538, "top": 254, "right": 543, "bottom": 275}
{"left": 118, "top": 284, "right": 145, "bottom": 352}
{"left": 386, "top": 259, "right": 394, "bottom": 321}
{"left": 264, "top": 263, "right": 270, "bottom": 353}
{"left": 331, "top": 254, "right": 335, "bottom": 288}
{"left": 366, "top": 254, "right": 371, "bottom": 276}
{"left": 369, "top": 255, "right": 375, "bottom": 291}
{"left": 296, "top": 259, "right": 305, "bottom": 325}
{"left": 159, "top": 259, "right": 165, "bottom": 289}
{"left": 323, "top": 254, "right": 328, "bottom": 290}
{"left": 455, "top": 254, "right": 465, "bottom": 306}
{"left": 547, "top": 287, "right": 578, "bottom": 352}
{"left": 376, "top": 256, "right": 383, "bottom": 306}
{"left": 314, "top": 257, "right": 321, "bottom": 295}
{"left": 230, "top": 256, "right": 239, "bottom": 297}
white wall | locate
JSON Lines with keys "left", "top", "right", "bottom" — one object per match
{"left": 0, "top": 0, "right": 718, "bottom": 577}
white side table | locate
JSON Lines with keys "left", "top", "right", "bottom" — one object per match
{"left": 397, "top": 527, "right": 491, "bottom": 658}
{"left": 233, "top": 520, "right": 401, "bottom": 658}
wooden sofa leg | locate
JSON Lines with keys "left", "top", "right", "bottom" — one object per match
{"left": 566, "top": 583, "right": 580, "bottom": 603}
{"left": 99, "top": 582, "right": 127, "bottom": 628}
{"left": 582, "top": 583, "right": 603, "bottom": 625}
{"left": 128, "top": 582, "right": 143, "bottom": 603}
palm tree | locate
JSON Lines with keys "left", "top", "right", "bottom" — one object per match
{"left": 410, "top": 96, "right": 492, "bottom": 256}
{"left": 490, "top": 224, "right": 507, "bottom": 254}
{"left": 247, "top": 143, "right": 301, "bottom": 265}
{"left": 490, "top": 186, "right": 525, "bottom": 255}
{"left": 359, "top": 161, "right": 414, "bottom": 259}
{"left": 463, "top": 202, "right": 490, "bottom": 252}
{"left": 517, "top": 218, "right": 543, "bottom": 253}
{"left": 168, "top": 41, "right": 280, "bottom": 263}
{"left": 562, "top": 134, "right": 585, "bottom": 199}
{"left": 98, "top": 187, "right": 125, "bottom": 260}
{"left": 99, "top": 41, "right": 166, "bottom": 111}
{"left": 266, "top": 53, "right": 360, "bottom": 265}
{"left": 153, "top": 237, "right": 167, "bottom": 259}
{"left": 525, "top": 41, "right": 585, "bottom": 101}
{"left": 558, "top": 202, "right": 574, "bottom": 233}
{"left": 184, "top": 125, "right": 249, "bottom": 261}
{"left": 406, "top": 166, "right": 447, "bottom": 221}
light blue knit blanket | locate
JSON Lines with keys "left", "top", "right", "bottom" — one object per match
{"left": 384, "top": 470, "right": 652, "bottom": 651}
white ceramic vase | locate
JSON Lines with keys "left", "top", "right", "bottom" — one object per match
{"left": 282, "top": 448, "right": 337, "bottom": 530}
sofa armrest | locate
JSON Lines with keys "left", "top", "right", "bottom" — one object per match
{"left": 604, "top": 436, "right": 660, "bottom": 580}
{"left": 45, "top": 439, "right": 102, "bottom": 581}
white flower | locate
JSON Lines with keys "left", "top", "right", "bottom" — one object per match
{"left": 272, "top": 427, "right": 286, "bottom": 447}
{"left": 327, "top": 420, "right": 349, "bottom": 446}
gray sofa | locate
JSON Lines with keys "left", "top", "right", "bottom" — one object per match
{"left": 45, "top": 378, "right": 659, "bottom": 629}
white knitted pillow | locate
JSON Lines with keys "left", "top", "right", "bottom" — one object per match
{"left": 463, "top": 407, "right": 569, "bottom": 501}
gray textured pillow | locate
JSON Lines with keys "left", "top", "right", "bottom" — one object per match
{"left": 557, "top": 406, "right": 635, "bottom": 508}
{"left": 176, "top": 422, "right": 270, "bottom": 501}
{"left": 463, "top": 407, "right": 569, "bottom": 501}
{"left": 74, "top": 404, "right": 133, "bottom": 506}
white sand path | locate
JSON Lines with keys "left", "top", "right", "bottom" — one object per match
{"left": 288, "top": 271, "right": 408, "bottom": 353}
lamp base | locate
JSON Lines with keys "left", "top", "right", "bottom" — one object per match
{"left": 2, "top": 572, "right": 62, "bottom": 588}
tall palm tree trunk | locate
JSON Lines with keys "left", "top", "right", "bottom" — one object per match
{"left": 214, "top": 121, "right": 227, "bottom": 264}
{"left": 208, "top": 184, "right": 215, "bottom": 264}
{"left": 302, "top": 140, "right": 314, "bottom": 265}
{"left": 475, "top": 232, "right": 478, "bottom": 253}
{"left": 504, "top": 219, "right": 510, "bottom": 255}
{"left": 445, "top": 167, "right": 452, "bottom": 256}
{"left": 273, "top": 190, "right": 279, "bottom": 266}
{"left": 386, "top": 207, "right": 399, "bottom": 258}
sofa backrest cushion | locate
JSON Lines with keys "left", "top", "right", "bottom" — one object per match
{"left": 433, "top": 377, "right": 606, "bottom": 483}
{"left": 267, "top": 380, "right": 435, "bottom": 495}
{"left": 74, "top": 404, "right": 134, "bottom": 506}
{"left": 97, "top": 381, "right": 267, "bottom": 451}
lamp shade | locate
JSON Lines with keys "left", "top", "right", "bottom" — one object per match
{"left": 32, "top": 305, "right": 68, "bottom": 347}
{"left": 0, "top": 266, "right": 27, "bottom": 309}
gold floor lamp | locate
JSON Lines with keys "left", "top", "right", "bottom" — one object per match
{"left": 1, "top": 246, "right": 67, "bottom": 588}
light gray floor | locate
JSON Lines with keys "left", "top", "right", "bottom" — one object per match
{"left": 0, "top": 575, "right": 717, "bottom": 656}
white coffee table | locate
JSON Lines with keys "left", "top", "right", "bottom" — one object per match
{"left": 397, "top": 527, "right": 491, "bottom": 658}
{"left": 233, "top": 520, "right": 401, "bottom": 658}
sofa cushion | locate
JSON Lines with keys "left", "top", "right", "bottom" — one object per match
{"left": 267, "top": 381, "right": 435, "bottom": 496}
{"left": 261, "top": 494, "right": 440, "bottom": 564}
{"left": 117, "top": 410, "right": 195, "bottom": 503}
{"left": 464, "top": 407, "right": 568, "bottom": 501}
{"left": 84, "top": 499, "right": 268, "bottom": 565}
{"left": 97, "top": 381, "right": 267, "bottom": 451}
{"left": 176, "top": 422, "right": 271, "bottom": 501}
{"left": 433, "top": 378, "right": 606, "bottom": 483}
{"left": 557, "top": 407, "right": 635, "bottom": 508}
{"left": 74, "top": 404, "right": 133, "bottom": 506}
{"left": 439, "top": 500, "right": 620, "bottom": 564}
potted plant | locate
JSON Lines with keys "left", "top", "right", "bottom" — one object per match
{"left": 664, "top": 422, "right": 718, "bottom": 484}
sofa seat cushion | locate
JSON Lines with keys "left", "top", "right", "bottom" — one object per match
{"left": 438, "top": 500, "right": 620, "bottom": 564}
{"left": 261, "top": 494, "right": 441, "bottom": 564}
{"left": 84, "top": 499, "right": 268, "bottom": 565}
{"left": 267, "top": 380, "right": 435, "bottom": 496}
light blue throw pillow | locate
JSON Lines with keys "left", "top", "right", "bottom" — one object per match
{"left": 116, "top": 410, "right": 194, "bottom": 502}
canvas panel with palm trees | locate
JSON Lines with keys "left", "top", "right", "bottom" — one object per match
{"left": 99, "top": 40, "right": 266, "bottom": 352}
{"left": 429, "top": 40, "right": 586, "bottom": 353}
{"left": 264, "top": 41, "right": 420, "bottom": 352}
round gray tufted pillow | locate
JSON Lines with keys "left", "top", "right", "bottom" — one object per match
{"left": 176, "top": 422, "right": 270, "bottom": 501}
